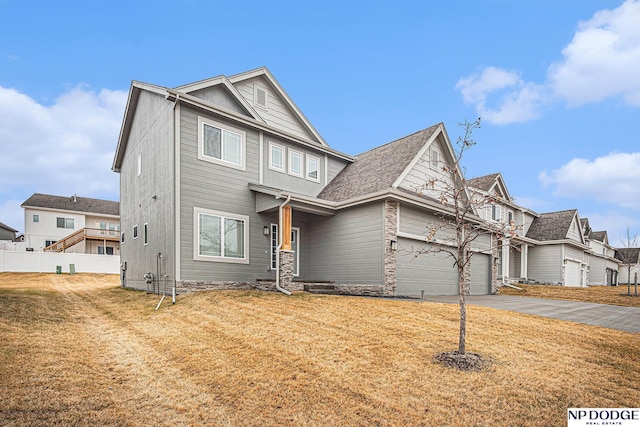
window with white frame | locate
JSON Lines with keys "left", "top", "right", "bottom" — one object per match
{"left": 269, "top": 142, "right": 285, "bottom": 172}
{"left": 306, "top": 155, "right": 320, "bottom": 182}
{"left": 121, "top": 231, "right": 125, "bottom": 243}
{"left": 289, "top": 150, "right": 303, "bottom": 177}
{"left": 198, "top": 117, "right": 246, "bottom": 170}
{"left": 507, "top": 211, "right": 514, "bottom": 224}
{"left": 33, "top": 214, "right": 39, "bottom": 223}
{"left": 144, "top": 223, "right": 148, "bottom": 246}
{"left": 133, "top": 225, "right": 138, "bottom": 239}
{"left": 491, "top": 205, "right": 501, "bottom": 221}
{"left": 194, "top": 208, "right": 248, "bottom": 263}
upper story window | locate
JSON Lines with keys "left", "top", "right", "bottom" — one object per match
{"left": 56, "top": 217, "right": 74, "bottom": 229}
{"left": 33, "top": 214, "right": 39, "bottom": 223}
{"left": 144, "top": 223, "right": 149, "bottom": 246}
{"left": 198, "top": 117, "right": 246, "bottom": 171}
{"left": 289, "top": 150, "right": 303, "bottom": 177}
{"left": 507, "top": 211, "right": 514, "bottom": 224}
{"left": 133, "top": 225, "right": 138, "bottom": 239}
{"left": 269, "top": 142, "right": 285, "bottom": 173}
{"left": 306, "top": 155, "right": 320, "bottom": 182}
{"left": 491, "top": 205, "right": 501, "bottom": 222}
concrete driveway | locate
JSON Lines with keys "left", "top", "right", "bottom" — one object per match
{"left": 421, "top": 295, "right": 640, "bottom": 333}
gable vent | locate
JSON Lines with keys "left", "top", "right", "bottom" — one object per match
{"left": 255, "top": 87, "right": 267, "bottom": 109}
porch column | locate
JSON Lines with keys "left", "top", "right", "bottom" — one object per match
{"left": 279, "top": 205, "right": 293, "bottom": 289}
{"left": 520, "top": 244, "right": 528, "bottom": 280}
{"left": 502, "top": 239, "right": 510, "bottom": 284}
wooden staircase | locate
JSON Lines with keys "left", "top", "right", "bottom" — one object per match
{"left": 44, "top": 228, "right": 120, "bottom": 252}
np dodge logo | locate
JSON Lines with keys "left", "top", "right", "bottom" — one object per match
{"left": 568, "top": 409, "right": 640, "bottom": 426}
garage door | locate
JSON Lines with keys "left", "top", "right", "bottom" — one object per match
{"left": 396, "top": 239, "right": 492, "bottom": 296}
{"left": 564, "top": 260, "right": 581, "bottom": 287}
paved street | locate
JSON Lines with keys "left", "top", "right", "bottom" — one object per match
{"left": 422, "top": 295, "right": 640, "bottom": 333}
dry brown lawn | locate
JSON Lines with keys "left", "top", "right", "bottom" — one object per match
{"left": 1, "top": 273, "right": 638, "bottom": 426}
{"left": 499, "top": 283, "right": 640, "bottom": 307}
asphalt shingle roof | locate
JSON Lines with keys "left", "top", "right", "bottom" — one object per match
{"left": 466, "top": 173, "right": 500, "bottom": 192}
{"left": 525, "top": 209, "right": 577, "bottom": 241}
{"left": 0, "top": 222, "right": 18, "bottom": 233}
{"left": 21, "top": 193, "right": 119, "bottom": 216}
{"left": 615, "top": 248, "right": 640, "bottom": 263}
{"left": 318, "top": 124, "right": 440, "bottom": 202}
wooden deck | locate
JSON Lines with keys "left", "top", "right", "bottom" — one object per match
{"left": 44, "top": 228, "right": 120, "bottom": 252}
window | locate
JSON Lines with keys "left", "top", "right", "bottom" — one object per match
{"left": 430, "top": 148, "right": 439, "bottom": 169}
{"left": 194, "top": 208, "right": 249, "bottom": 263}
{"left": 507, "top": 211, "right": 514, "bottom": 224}
{"left": 98, "top": 246, "right": 114, "bottom": 255}
{"left": 121, "top": 232, "right": 125, "bottom": 243}
{"left": 289, "top": 150, "right": 303, "bottom": 177}
{"left": 144, "top": 223, "right": 148, "bottom": 246}
{"left": 270, "top": 224, "right": 278, "bottom": 269}
{"left": 45, "top": 240, "right": 57, "bottom": 247}
{"left": 137, "top": 153, "right": 142, "bottom": 177}
{"left": 306, "top": 155, "right": 320, "bottom": 182}
{"left": 198, "top": 117, "right": 246, "bottom": 170}
{"left": 269, "top": 142, "right": 285, "bottom": 172}
{"left": 33, "top": 214, "right": 39, "bottom": 223}
{"left": 491, "top": 205, "right": 501, "bottom": 221}
{"left": 56, "top": 217, "right": 74, "bottom": 229}
{"left": 133, "top": 225, "right": 138, "bottom": 239}
{"left": 254, "top": 86, "right": 267, "bottom": 109}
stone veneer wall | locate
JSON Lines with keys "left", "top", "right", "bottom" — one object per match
{"left": 383, "top": 200, "right": 399, "bottom": 296}
{"left": 491, "top": 234, "right": 499, "bottom": 294}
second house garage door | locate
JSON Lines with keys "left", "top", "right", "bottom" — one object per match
{"left": 396, "top": 239, "right": 492, "bottom": 297}
{"left": 564, "top": 260, "right": 581, "bottom": 287}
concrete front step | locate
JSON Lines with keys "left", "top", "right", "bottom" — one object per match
{"left": 304, "top": 284, "right": 339, "bottom": 295}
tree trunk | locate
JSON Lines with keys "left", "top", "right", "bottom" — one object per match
{"left": 458, "top": 292, "right": 466, "bottom": 354}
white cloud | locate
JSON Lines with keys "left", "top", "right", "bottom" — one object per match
{"left": 548, "top": 0, "right": 640, "bottom": 107}
{"left": 457, "top": 0, "right": 640, "bottom": 123}
{"left": 0, "top": 85, "right": 127, "bottom": 232}
{"left": 539, "top": 152, "right": 640, "bottom": 210}
{"left": 455, "top": 67, "right": 547, "bottom": 125}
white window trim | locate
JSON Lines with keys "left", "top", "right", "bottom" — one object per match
{"left": 288, "top": 149, "right": 303, "bottom": 177}
{"left": 197, "top": 116, "right": 247, "bottom": 171}
{"left": 492, "top": 205, "right": 501, "bottom": 222}
{"left": 193, "top": 207, "right": 249, "bottom": 264}
{"left": 133, "top": 224, "right": 138, "bottom": 239}
{"left": 143, "top": 223, "right": 148, "bottom": 246}
{"left": 269, "top": 142, "right": 285, "bottom": 173}
{"left": 306, "top": 155, "right": 320, "bottom": 182}
{"left": 121, "top": 231, "right": 125, "bottom": 244}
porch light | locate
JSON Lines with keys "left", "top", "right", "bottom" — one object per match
{"left": 390, "top": 239, "right": 398, "bottom": 251}
{"left": 263, "top": 226, "right": 270, "bottom": 235}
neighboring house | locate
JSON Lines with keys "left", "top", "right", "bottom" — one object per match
{"left": 525, "top": 209, "right": 591, "bottom": 287}
{"left": 21, "top": 193, "right": 120, "bottom": 254}
{"left": 581, "top": 219, "right": 619, "bottom": 286}
{"left": 112, "top": 67, "right": 498, "bottom": 296}
{"left": 466, "top": 173, "right": 539, "bottom": 285}
{"left": 615, "top": 248, "right": 640, "bottom": 284}
{"left": 0, "top": 221, "right": 18, "bottom": 241}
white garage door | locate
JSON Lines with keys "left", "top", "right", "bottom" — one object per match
{"left": 564, "top": 260, "right": 581, "bottom": 287}
{"left": 470, "top": 253, "right": 491, "bottom": 295}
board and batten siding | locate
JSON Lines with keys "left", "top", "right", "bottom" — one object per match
{"left": 177, "top": 107, "right": 269, "bottom": 282}
{"left": 119, "top": 90, "right": 176, "bottom": 290}
{"left": 306, "top": 203, "right": 384, "bottom": 284}
{"left": 527, "top": 245, "right": 563, "bottom": 284}
{"left": 233, "top": 77, "right": 316, "bottom": 143}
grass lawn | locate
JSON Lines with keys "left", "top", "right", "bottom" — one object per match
{"left": 499, "top": 283, "right": 640, "bottom": 307}
{"left": 0, "top": 273, "right": 638, "bottom": 426}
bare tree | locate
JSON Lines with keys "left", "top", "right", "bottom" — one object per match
{"left": 617, "top": 226, "right": 639, "bottom": 297}
{"left": 413, "top": 119, "right": 516, "bottom": 368}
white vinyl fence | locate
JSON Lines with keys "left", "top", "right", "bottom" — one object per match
{"left": 0, "top": 250, "right": 120, "bottom": 274}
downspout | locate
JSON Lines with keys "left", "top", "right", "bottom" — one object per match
{"left": 275, "top": 195, "right": 292, "bottom": 296}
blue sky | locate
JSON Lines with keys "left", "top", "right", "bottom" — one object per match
{"left": 1, "top": 0, "right": 639, "bottom": 245}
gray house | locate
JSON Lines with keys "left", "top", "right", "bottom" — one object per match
{"left": 112, "top": 67, "right": 497, "bottom": 296}
{"left": 525, "top": 209, "right": 591, "bottom": 286}
{"left": 0, "top": 222, "right": 18, "bottom": 241}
